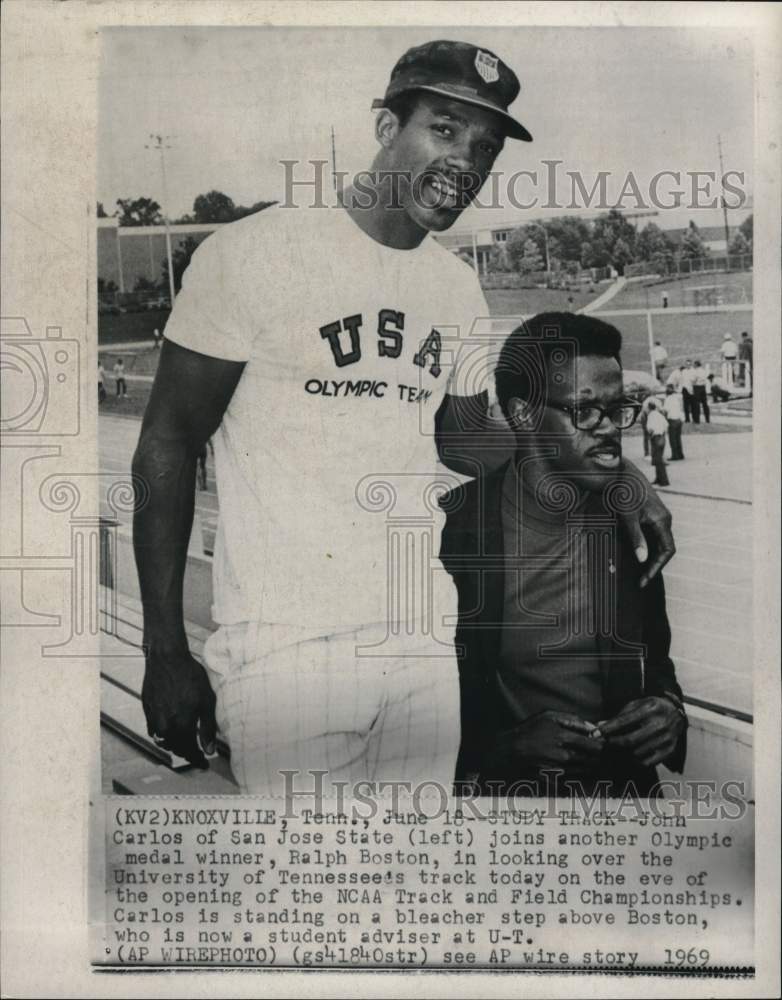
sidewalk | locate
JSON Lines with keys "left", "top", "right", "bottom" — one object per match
{"left": 579, "top": 275, "right": 626, "bottom": 314}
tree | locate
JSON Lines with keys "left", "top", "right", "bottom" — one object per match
{"left": 233, "top": 200, "right": 276, "bottom": 220}
{"left": 507, "top": 225, "right": 546, "bottom": 273}
{"left": 611, "top": 237, "right": 633, "bottom": 276}
{"left": 738, "top": 214, "right": 753, "bottom": 244}
{"left": 487, "top": 244, "right": 512, "bottom": 273}
{"left": 193, "top": 190, "right": 237, "bottom": 224}
{"left": 187, "top": 192, "right": 275, "bottom": 224}
{"left": 518, "top": 238, "right": 544, "bottom": 275}
{"left": 116, "top": 197, "right": 162, "bottom": 227}
{"left": 636, "top": 222, "right": 675, "bottom": 265}
{"left": 97, "top": 202, "right": 108, "bottom": 218}
{"left": 592, "top": 208, "right": 637, "bottom": 263}
{"left": 134, "top": 276, "right": 157, "bottom": 292}
{"left": 678, "top": 220, "right": 709, "bottom": 261}
{"left": 728, "top": 229, "right": 751, "bottom": 261}
{"left": 580, "top": 237, "right": 611, "bottom": 269}
{"left": 540, "top": 217, "right": 591, "bottom": 266}
{"left": 161, "top": 236, "right": 202, "bottom": 293}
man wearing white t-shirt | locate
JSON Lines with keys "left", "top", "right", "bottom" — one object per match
{"left": 652, "top": 341, "right": 668, "bottom": 381}
{"left": 662, "top": 384, "right": 684, "bottom": 460}
{"left": 132, "top": 40, "right": 676, "bottom": 792}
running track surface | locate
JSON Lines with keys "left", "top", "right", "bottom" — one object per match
{"left": 100, "top": 414, "right": 753, "bottom": 718}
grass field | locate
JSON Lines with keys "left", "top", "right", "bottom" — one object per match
{"left": 608, "top": 270, "right": 752, "bottom": 311}
{"left": 483, "top": 283, "right": 603, "bottom": 317}
{"left": 589, "top": 308, "right": 754, "bottom": 371}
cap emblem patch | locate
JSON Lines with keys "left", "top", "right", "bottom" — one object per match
{"left": 474, "top": 50, "right": 499, "bottom": 84}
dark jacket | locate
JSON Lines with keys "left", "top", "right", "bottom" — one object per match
{"left": 439, "top": 462, "right": 687, "bottom": 794}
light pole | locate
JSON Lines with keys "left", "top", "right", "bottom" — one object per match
{"left": 146, "top": 134, "right": 176, "bottom": 306}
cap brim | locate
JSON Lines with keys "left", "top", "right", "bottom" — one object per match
{"left": 372, "top": 84, "right": 532, "bottom": 142}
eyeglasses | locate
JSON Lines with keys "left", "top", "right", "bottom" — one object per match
{"left": 546, "top": 398, "right": 642, "bottom": 431}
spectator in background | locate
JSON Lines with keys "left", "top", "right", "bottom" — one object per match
{"left": 153, "top": 327, "right": 162, "bottom": 350}
{"left": 679, "top": 360, "right": 695, "bottom": 423}
{"left": 707, "top": 373, "right": 731, "bottom": 403}
{"left": 665, "top": 365, "right": 684, "bottom": 392}
{"left": 113, "top": 357, "right": 128, "bottom": 398}
{"left": 663, "top": 385, "right": 684, "bottom": 460}
{"left": 690, "top": 360, "right": 710, "bottom": 425}
{"left": 98, "top": 362, "right": 106, "bottom": 404}
{"left": 661, "top": 290, "right": 669, "bottom": 309}
{"left": 639, "top": 395, "right": 653, "bottom": 460}
{"left": 652, "top": 341, "right": 668, "bottom": 382}
{"left": 738, "top": 331, "right": 753, "bottom": 392}
{"left": 720, "top": 333, "right": 738, "bottom": 381}
{"left": 646, "top": 399, "right": 670, "bottom": 486}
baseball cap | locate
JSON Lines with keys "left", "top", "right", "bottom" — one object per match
{"left": 372, "top": 40, "right": 532, "bottom": 142}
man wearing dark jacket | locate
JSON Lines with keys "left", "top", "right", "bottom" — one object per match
{"left": 440, "top": 313, "right": 687, "bottom": 797}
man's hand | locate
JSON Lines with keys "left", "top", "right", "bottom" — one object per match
{"left": 598, "top": 696, "right": 686, "bottom": 767}
{"left": 619, "top": 459, "right": 676, "bottom": 588}
{"left": 141, "top": 646, "right": 217, "bottom": 769}
{"left": 485, "top": 711, "right": 604, "bottom": 774}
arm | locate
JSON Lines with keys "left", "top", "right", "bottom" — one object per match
{"left": 435, "top": 391, "right": 514, "bottom": 477}
{"left": 132, "top": 340, "right": 245, "bottom": 766}
{"left": 437, "top": 394, "right": 676, "bottom": 585}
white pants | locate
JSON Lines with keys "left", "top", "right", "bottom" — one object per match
{"left": 203, "top": 620, "right": 460, "bottom": 797}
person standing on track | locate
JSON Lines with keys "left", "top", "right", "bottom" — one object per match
{"left": 663, "top": 384, "right": 685, "bottom": 460}
{"left": 652, "top": 340, "right": 668, "bottom": 382}
{"left": 113, "top": 357, "right": 128, "bottom": 398}
{"left": 691, "top": 359, "right": 710, "bottom": 424}
{"left": 679, "top": 359, "right": 695, "bottom": 423}
{"left": 646, "top": 399, "right": 670, "bottom": 487}
{"left": 720, "top": 332, "right": 738, "bottom": 382}
{"left": 132, "top": 39, "right": 677, "bottom": 793}
{"left": 738, "top": 331, "right": 753, "bottom": 392}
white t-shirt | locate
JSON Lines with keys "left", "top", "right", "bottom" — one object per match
{"left": 646, "top": 409, "right": 668, "bottom": 436}
{"left": 721, "top": 339, "right": 737, "bottom": 359}
{"left": 165, "top": 205, "right": 493, "bottom": 633}
{"left": 679, "top": 367, "right": 695, "bottom": 391}
{"left": 662, "top": 393, "right": 683, "bottom": 421}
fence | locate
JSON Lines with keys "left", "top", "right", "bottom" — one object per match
{"left": 479, "top": 265, "right": 611, "bottom": 290}
{"left": 98, "top": 289, "right": 171, "bottom": 314}
{"left": 624, "top": 253, "right": 753, "bottom": 279}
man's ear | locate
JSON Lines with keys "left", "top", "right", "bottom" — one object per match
{"left": 507, "top": 397, "right": 536, "bottom": 430}
{"left": 375, "top": 107, "right": 401, "bottom": 148}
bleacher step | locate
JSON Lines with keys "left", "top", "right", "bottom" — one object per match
{"left": 111, "top": 756, "right": 238, "bottom": 795}
{"left": 100, "top": 588, "right": 233, "bottom": 789}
